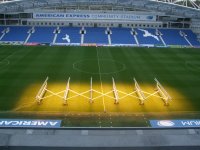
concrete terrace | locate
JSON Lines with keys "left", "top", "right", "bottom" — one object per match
{"left": 0, "top": 128, "right": 200, "bottom": 149}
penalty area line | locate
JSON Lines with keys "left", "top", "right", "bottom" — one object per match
{"left": 0, "top": 49, "right": 22, "bottom": 62}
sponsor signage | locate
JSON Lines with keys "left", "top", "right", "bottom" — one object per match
{"left": 0, "top": 119, "right": 61, "bottom": 128}
{"left": 150, "top": 120, "right": 200, "bottom": 128}
{"left": 33, "top": 13, "right": 156, "bottom": 21}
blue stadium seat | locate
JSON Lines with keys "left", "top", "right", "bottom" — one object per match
{"left": 0, "top": 25, "right": 199, "bottom": 47}
{"left": 84, "top": 27, "right": 108, "bottom": 44}
{"left": 110, "top": 28, "right": 136, "bottom": 45}
{"left": 159, "top": 29, "right": 189, "bottom": 46}
{"left": 182, "top": 30, "right": 200, "bottom": 47}
{"left": 56, "top": 27, "right": 81, "bottom": 44}
{"left": 1, "top": 26, "right": 30, "bottom": 42}
{"left": 135, "top": 28, "right": 163, "bottom": 46}
{"left": 28, "top": 27, "right": 55, "bottom": 44}
{"left": 0, "top": 26, "right": 6, "bottom": 38}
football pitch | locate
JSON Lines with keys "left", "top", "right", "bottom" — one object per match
{"left": 0, "top": 45, "right": 200, "bottom": 127}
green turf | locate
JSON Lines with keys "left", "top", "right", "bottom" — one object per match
{"left": 0, "top": 45, "right": 200, "bottom": 127}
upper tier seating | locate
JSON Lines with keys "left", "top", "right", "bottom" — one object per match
{"left": 28, "top": 27, "right": 56, "bottom": 44}
{"left": 135, "top": 28, "right": 163, "bottom": 46}
{"left": 84, "top": 27, "right": 108, "bottom": 44}
{"left": 159, "top": 29, "right": 190, "bottom": 46}
{"left": 110, "top": 28, "right": 136, "bottom": 45}
{"left": 56, "top": 27, "right": 81, "bottom": 44}
{"left": 181, "top": 30, "right": 200, "bottom": 47}
{"left": 1, "top": 26, "right": 30, "bottom": 42}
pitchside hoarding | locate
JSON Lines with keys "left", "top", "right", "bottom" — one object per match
{"left": 33, "top": 13, "right": 156, "bottom": 21}
{"left": 0, "top": 119, "right": 61, "bottom": 128}
{"left": 150, "top": 120, "right": 200, "bottom": 128}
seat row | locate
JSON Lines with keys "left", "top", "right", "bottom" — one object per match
{"left": 0, "top": 26, "right": 199, "bottom": 47}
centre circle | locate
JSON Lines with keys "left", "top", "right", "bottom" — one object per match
{"left": 73, "top": 59, "right": 126, "bottom": 74}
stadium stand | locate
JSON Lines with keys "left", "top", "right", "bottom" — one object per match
{"left": 159, "top": 29, "right": 190, "bottom": 46}
{"left": 0, "top": 26, "right": 30, "bottom": 43}
{"left": 27, "top": 27, "right": 56, "bottom": 44}
{"left": 0, "top": 26, "right": 4, "bottom": 40}
{"left": 0, "top": 26, "right": 199, "bottom": 47}
{"left": 135, "top": 28, "right": 163, "bottom": 46}
{"left": 110, "top": 28, "right": 137, "bottom": 45}
{"left": 182, "top": 29, "right": 200, "bottom": 47}
{"left": 0, "top": 26, "right": 5, "bottom": 39}
{"left": 84, "top": 27, "right": 108, "bottom": 45}
{"left": 56, "top": 27, "right": 81, "bottom": 45}
{"left": 0, "top": 26, "right": 5, "bottom": 33}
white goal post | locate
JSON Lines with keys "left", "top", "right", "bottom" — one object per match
{"left": 36, "top": 77, "right": 48, "bottom": 104}
{"left": 134, "top": 78, "right": 146, "bottom": 105}
{"left": 63, "top": 77, "right": 70, "bottom": 105}
{"left": 154, "top": 78, "right": 172, "bottom": 105}
{"left": 112, "top": 77, "right": 119, "bottom": 104}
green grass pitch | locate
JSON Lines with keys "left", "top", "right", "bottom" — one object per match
{"left": 0, "top": 45, "right": 200, "bottom": 127}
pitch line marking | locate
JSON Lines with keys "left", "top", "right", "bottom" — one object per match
{"left": 13, "top": 101, "right": 35, "bottom": 111}
{"left": 0, "top": 49, "right": 23, "bottom": 62}
{"left": 0, "top": 48, "right": 30, "bottom": 71}
{"left": 0, "top": 52, "right": 14, "bottom": 71}
{"left": 96, "top": 48, "right": 106, "bottom": 112}
{"left": 72, "top": 59, "right": 126, "bottom": 75}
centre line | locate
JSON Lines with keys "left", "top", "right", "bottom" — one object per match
{"left": 96, "top": 47, "right": 106, "bottom": 112}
